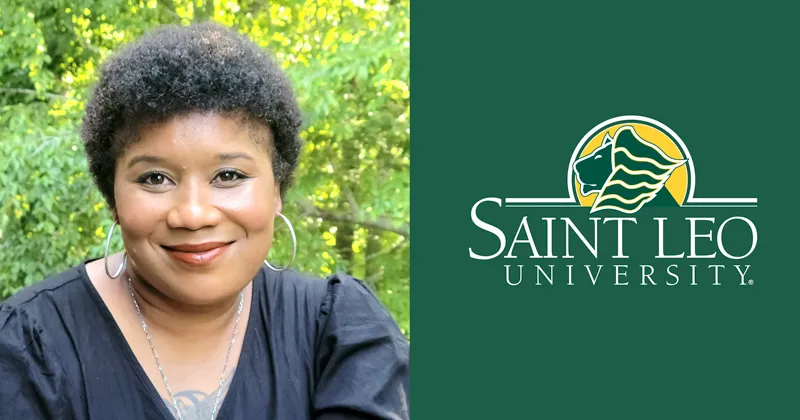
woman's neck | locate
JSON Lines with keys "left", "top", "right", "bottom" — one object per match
{"left": 125, "top": 269, "right": 251, "bottom": 345}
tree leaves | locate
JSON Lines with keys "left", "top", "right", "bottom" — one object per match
{"left": 0, "top": 0, "right": 410, "bottom": 337}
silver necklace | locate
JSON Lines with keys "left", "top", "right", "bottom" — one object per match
{"left": 127, "top": 277, "right": 245, "bottom": 420}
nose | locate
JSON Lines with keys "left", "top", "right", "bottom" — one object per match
{"left": 166, "top": 178, "right": 222, "bottom": 231}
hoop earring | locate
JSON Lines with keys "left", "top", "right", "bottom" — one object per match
{"left": 264, "top": 212, "right": 297, "bottom": 272}
{"left": 104, "top": 222, "right": 127, "bottom": 279}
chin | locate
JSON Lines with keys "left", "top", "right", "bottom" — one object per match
{"left": 182, "top": 289, "right": 233, "bottom": 307}
{"left": 163, "top": 277, "right": 240, "bottom": 306}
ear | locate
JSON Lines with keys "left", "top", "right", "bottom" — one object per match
{"left": 274, "top": 182, "right": 283, "bottom": 215}
{"left": 602, "top": 133, "right": 613, "bottom": 145}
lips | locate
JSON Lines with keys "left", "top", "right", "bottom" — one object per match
{"left": 162, "top": 241, "right": 233, "bottom": 266}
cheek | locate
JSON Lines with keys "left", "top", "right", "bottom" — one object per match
{"left": 218, "top": 181, "right": 275, "bottom": 234}
{"left": 115, "top": 184, "right": 164, "bottom": 234}
{"left": 114, "top": 187, "right": 170, "bottom": 256}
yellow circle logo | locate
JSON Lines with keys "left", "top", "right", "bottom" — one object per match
{"left": 570, "top": 117, "right": 691, "bottom": 213}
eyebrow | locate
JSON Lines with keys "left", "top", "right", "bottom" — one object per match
{"left": 127, "top": 155, "right": 165, "bottom": 169}
{"left": 217, "top": 152, "right": 254, "bottom": 162}
{"left": 126, "top": 153, "right": 254, "bottom": 169}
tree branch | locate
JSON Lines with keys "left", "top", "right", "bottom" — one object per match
{"left": 344, "top": 187, "right": 360, "bottom": 213}
{"left": 0, "top": 88, "right": 68, "bottom": 101}
{"left": 158, "top": 0, "right": 184, "bottom": 23}
{"left": 365, "top": 266, "right": 385, "bottom": 286}
{"left": 366, "top": 238, "right": 407, "bottom": 261}
{"left": 296, "top": 199, "right": 409, "bottom": 237}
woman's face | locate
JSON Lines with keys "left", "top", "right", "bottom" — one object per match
{"left": 114, "top": 111, "right": 281, "bottom": 305}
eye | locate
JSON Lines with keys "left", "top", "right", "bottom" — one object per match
{"left": 594, "top": 154, "right": 603, "bottom": 160}
{"left": 137, "top": 172, "right": 171, "bottom": 186}
{"left": 213, "top": 169, "right": 249, "bottom": 185}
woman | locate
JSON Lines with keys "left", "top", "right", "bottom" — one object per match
{"left": 0, "top": 22, "right": 409, "bottom": 419}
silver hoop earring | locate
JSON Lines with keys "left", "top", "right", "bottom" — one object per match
{"left": 264, "top": 212, "right": 297, "bottom": 272}
{"left": 104, "top": 222, "right": 127, "bottom": 279}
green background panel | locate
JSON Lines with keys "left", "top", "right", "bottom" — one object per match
{"left": 411, "top": 2, "right": 797, "bottom": 418}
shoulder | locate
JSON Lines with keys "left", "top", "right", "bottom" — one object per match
{"left": 261, "top": 267, "right": 331, "bottom": 306}
{"left": 311, "top": 272, "right": 410, "bottom": 418}
{"left": 0, "top": 267, "right": 81, "bottom": 388}
{"left": 257, "top": 267, "right": 407, "bottom": 348}
{"left": 0, "top": 265, "right": 87, "bottom": 415}
{"left": 260, "top": 267, "right": 402, "bottom": 333}
{"left": 1, "top": 263, "right": 86, "bottom": 318}
{"left": 318, "top": 272, "right": 399, "bottom": 325}
{"left": 315, "top": 272, "right": 408, "bottom": 350}
{"left": 0, "top": 264, "right": 87, "bottom": 353}
{"left": 0, "top": 263, "right": 92, "bottom": 359}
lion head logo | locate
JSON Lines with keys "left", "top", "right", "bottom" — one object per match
{"left": 573, "top": 125, "right": 687, "bottom": 214}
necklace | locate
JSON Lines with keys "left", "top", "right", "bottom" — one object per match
{"left": 127, "top": 277, "right": 245, "bottom": 420}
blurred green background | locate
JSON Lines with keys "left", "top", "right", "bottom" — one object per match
{"left": 0, "top": 0, "right": 409, "bottom": 336}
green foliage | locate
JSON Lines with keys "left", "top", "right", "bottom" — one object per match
{"left": 0, "top": 0, "right": 410, "bottom": 337}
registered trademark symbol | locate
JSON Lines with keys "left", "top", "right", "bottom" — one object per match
{"left": 748, "top": 279, "right": 754, "bottom": 285}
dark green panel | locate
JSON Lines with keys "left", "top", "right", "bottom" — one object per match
{"left": 412, "top": 1, "right": 798, "bottom": 418}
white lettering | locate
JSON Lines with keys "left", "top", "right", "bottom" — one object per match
{"left": 655, "top": 217, "right": 684, "bottom": 258}
{"left": 688, "top": 218, "right": 716, "bottom": 258}
{"left": 718, "top": 217, "right": 758, "bottom": 260}
{"left": 469, "top": 198, "right": 505, "bottom": 260}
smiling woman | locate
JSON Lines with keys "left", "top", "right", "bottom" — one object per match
{"left": 0, "top": 22, "right": 409, "bottom": 420}
{"left": 115, "top": 112, "right": 282, "bottom": 307}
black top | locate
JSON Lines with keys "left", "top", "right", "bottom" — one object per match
{"left": 0, "top": 260, "right": 409, "bottom": 419}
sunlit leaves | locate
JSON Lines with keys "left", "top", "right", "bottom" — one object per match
{"left": 0, "top": 0, "right": 410, "bottom": 336}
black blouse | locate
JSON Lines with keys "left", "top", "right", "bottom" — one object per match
{"left": 0, "top": 260, "right": 410, "bottom": 419}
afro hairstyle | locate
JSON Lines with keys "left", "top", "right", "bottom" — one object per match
{"left": 80, "top": 21, "right": 303, "bottom": 212}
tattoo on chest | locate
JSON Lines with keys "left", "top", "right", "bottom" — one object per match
{"left": 164, "top": 377, "right": 233, "bottom": 420}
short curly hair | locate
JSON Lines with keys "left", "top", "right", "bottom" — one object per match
{"left": 81, "top": 22, "right": 303, "bottom": 212}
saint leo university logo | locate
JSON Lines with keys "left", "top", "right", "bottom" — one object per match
{"left": 507, "top": 115, "right": 757, "bottom": 210}
{"left": 573, "top": 123, "right": 686, "bottom": 213}
{"left": 469, "top": 116, "right": 760, "bottom": 287}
